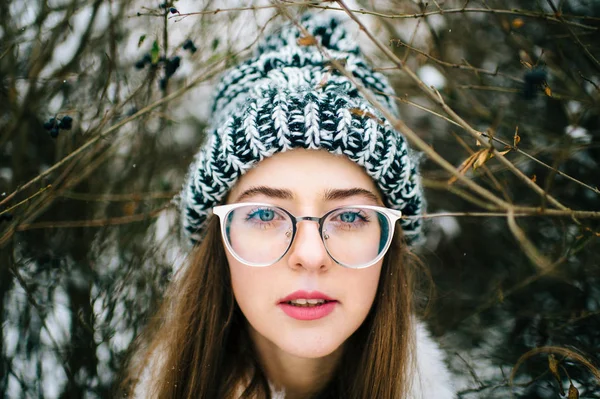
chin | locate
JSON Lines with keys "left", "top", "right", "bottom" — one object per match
{"left": 280, "top": 342, "right": 341, "bottom": 359}
{"left": 274, "top": 330, "right": 346, "bottom": 359}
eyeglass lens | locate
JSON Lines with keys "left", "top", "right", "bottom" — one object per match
{"left": 223, "top": 205, "right": 390, "bottom": 268}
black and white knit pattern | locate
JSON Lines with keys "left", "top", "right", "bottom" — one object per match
{"left": 181, "top": 13, "right": 424, "bottom": 244}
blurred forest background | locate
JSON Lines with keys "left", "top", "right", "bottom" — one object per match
{"left": 1, "top": 0, "right": 599, "bottom": 397}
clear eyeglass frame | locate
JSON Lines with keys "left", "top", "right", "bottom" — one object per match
{"left": 212, "top": 202, "right": 403, "bottom": 269}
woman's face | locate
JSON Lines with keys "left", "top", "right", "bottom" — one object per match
{"left": 225, "top": 149, "right": 384, "bottom": 359}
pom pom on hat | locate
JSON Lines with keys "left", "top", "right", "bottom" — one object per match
{"left": 181, "top": 12, "right": 424, "bottom": 245}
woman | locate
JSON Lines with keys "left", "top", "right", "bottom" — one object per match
{"left": 125, "top": 12, "right": 455, "bottom": 398}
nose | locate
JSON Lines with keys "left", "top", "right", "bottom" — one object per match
{"left": 286, "top": 220, "right": 331, "bottom": 272}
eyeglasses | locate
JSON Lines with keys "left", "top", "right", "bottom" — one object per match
{"left": 212, "top": 203, "right": 402, "bottom": 269}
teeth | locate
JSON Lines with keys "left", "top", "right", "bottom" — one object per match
{"left": 287, "top": 298, "right": 327, "bottom": 307}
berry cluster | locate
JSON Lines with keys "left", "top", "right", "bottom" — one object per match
{"left": 134, "top": 52, "right": 182, "bottom": 89}
{"left": 43, "top": 116, "right": 73, "bottom": 138}
{"left": 182, "top": 39, "right": 197, "bottom": 54}
{"left": 159, "top": 56, "right": 181, "bottom": 89}
{"left": 159, "top": 3, "right": 178, "bottom": 14}
{"left": 164, "top": 56, "right": 181, "bottom": 78}
{"left": 134, "top": 53, "right": 152, "bottom": 70}
{"left": 135, "top": 39, "right": 197, "bottom": 90}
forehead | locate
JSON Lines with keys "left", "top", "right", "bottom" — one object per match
{"left": 227, "top": 149, "right": 381, "bottom": 203}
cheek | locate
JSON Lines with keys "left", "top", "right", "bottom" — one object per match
{"left": 228, "top": 256, "right": 264, "bottom": 310}
{"left": 227, "top": 253, "right": 280, "bottom": 327}
{"left": 341, "top": 262, "right": 382, "bottom": 320}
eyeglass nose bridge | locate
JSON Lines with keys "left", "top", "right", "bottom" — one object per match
{"left": 289, "top": 215, "right": 324, "bottom": 232}
{"left": 294, "top": 216, "right": 322, "bottom": 224}
{"left": 289, "top": 215, "right": 329, "bottom": 242}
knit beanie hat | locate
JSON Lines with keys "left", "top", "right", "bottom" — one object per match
{"left": 181, "top": 12, "right": 424, "bottom": 245}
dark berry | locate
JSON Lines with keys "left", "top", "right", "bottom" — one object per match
{"left": 165, "top": 56, "right": 181, "bottom": 78}
{"left": 183, "top": 39, "right": 197, "bottom": 53}
{"left": 44, "top": 117, "right": 56, "bottom": 130}
{"left": 135, "top": 59, "right": 146, "bottom": 69}
{"left": 161, "top": 267, "right": 171, "bottom": 282}
{"left": 126, "top": 107, "right": 138, "bottom": 116}
{"left": 0, "top": 213, "right": 13, "bottom": 223}
{"left": 58, "top": 116, "right": 73, "bottom": 130}
{"left": 135, "top": 53, "right": 152, "bottom": 69}
{"left": 523, "top": 68, "right": 547, "bottom": 99}
{"left": 159, "top": 2, "right": 167, "bottom": 9}
{"left": 169, "top": 7, "right": 178, "bottom": 14}
{"left": 50, "top": 127, "right": 60, "bottom": 138}
{"left": 524, "top": 69, "right": 547, "bottom": 85}
{"left": 159, "top": 78, "right": 168, "bottom": 90}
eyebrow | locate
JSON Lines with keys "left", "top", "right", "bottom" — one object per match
{"left": 235, "top": 186, "right": 294, "bottom": 202}
{"left": 323, "top": 188, "right": 381, "bottom": 204}
{"left": 235, "top": 185, "right": 381, "bottom": 204}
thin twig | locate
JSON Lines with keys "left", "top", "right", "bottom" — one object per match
{"left": 579, "top": 71, "right": 600, "bottom": 92}
{"left": 0, "top": 185, "right": 51, "bottom": 216}
{"left": 307, "top": 4, "right": 599, "bottom": 30}
{"left": 139, "top": 1, "right": 313, "bottom": 18}
{"left": 135, "top": 2, "right": 600, "bottom": 30}
{"left": 389, "top": 39, "right": 523, "bottom": 84}
{"left": 422, "top": 178, "right": 501, "bottom": 210}
{"left": 410, "top": 210, "right": 600, "bottom": 219}
{"left": 455, "top": 352, "right": 484, "bottom": 388}
{"left": 457, "top": 85, "right": 521, "bottom": 93}
{"left": 15, "top": 203, "right": 172, "bottom": 231}
{"left": 60, "top": 191, "right": 177, "bottom": 202}
{"left": 507, "top": 209, "right": 552, "bottom": 270}
{"left": 545, "top": 0, "right": 600, "bottom": 71}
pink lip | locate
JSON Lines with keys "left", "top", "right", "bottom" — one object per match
{"left": 278, "top": 290, "right": 336, "bottom": 303}
{"left": 278, "top": 290, "right": 338, "bottom": 321}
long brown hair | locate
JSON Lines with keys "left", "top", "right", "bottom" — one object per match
{"left": 122, "top": 215, "right": 417, "bottom": 398}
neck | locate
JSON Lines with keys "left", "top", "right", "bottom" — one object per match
{"left": 248, "top": 326, "right": 342, "bottom": 399}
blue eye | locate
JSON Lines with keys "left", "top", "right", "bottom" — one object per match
{"left": 247, "top": 208, "right": 277, "bottom": 222}
{"left": 257, "top": 209, "right": 275, "bottom": 221}
{"left": 340, "top": 212, "right": 358, "bottom": 223}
